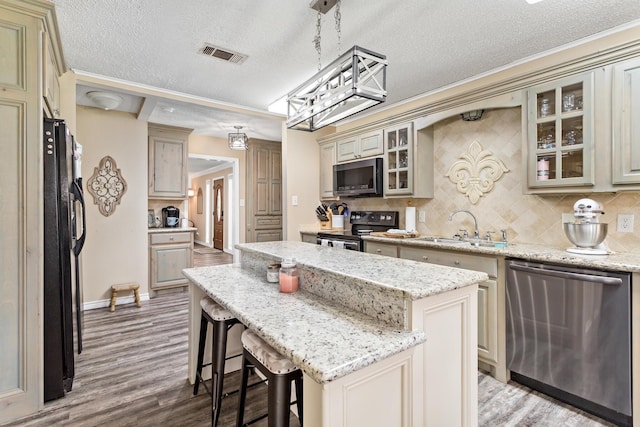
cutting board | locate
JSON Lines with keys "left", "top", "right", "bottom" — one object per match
{"left": 370, "top": 231, "right": 420, "bottom": 239}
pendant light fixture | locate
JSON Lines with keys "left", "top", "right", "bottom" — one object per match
{"left": 286, "top": 0, "right": 387, "bottom": 132}
{"left": 228, "top": 125, "right": 249, "bottom": 150}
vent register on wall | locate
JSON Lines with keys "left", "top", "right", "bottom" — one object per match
{"left": 43, "top": 118, "right": 87, "bottom": 402}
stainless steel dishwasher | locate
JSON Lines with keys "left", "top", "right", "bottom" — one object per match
{"left": 506, "top": 259, "right": 632, "bottom": 426}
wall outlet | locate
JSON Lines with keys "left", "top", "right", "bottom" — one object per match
{"left": 291, "top": 195, "right": 298, "bottom": 206}
{"left": 419, "top": 210, "right": 426, "bottom": 223}
{"left": 617, "top": 214, "right": 634, "bottom": 233}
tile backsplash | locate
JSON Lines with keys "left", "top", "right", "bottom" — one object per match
{"left": 343, "top": 107, "right": 640, "bottom": 253}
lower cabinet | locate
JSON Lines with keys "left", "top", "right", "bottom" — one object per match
{"left": 149, "top": 231, "right": 194, "bottom": 296}
{"left": 365, "top": 241, "right": 507, "bottom": 382}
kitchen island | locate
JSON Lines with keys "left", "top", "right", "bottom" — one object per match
{"left": 183, "top": 241, "right": 488, "bottom": 427}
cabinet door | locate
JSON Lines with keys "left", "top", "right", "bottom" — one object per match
{"left": 254, "top": 146, "right": 270, "bottom": 216}
{"left": 612, "top": 58, "right": 640, "bottom": 184}
{"left": 255, "top": 229, "right": 283, "bottom": 242}
{"left": 269, "top": 147, "right": 282, "bottom": 215}
{"left": 42, "top": 33, "right": 60, "bottom": 118}
{"left": 319, "top": 141, "right": 336, "bottom": 199}
{"left": 477, "top": 279, "right": 498, "bottom": 363}
{"left": 150, "top": 243, "right": 192, "bottom": 289}
{"left": 358, "top": 129, "right": 384, "bottom": 157}
{"left": 336, "top": 136, "right": 358, "bottom": 162}
{"left": 384, "top": 123, "right": 413, "bottom": 195}
{"left": 149, "top": 135, "right": 187, "bottom": 198}
{"left": 526, "top": 73, "right": 594, "bottom": 189}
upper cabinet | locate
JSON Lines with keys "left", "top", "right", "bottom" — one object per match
{"left": 612, "top": 57, "right": 640, "bottom": 185}
{"left": 384, "top": 122, "right": 433, "bottom": 198}
{"left": 148, "top": 124, "right": 192, "bottom": 199}
{"left": 525, "top": 72, "right": 595, "bottom": 190}
{"left": 43, "top": 33, "right": 62, "bottom": 118}
{"left": 336, "top": 129, "right": 383, "bottom": 162}
{"left": 319, "top": 141, "right": 336, "bottom": 200}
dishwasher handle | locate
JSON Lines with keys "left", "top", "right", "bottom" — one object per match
{"left": 509, "top": 263, "right": 623, "bottom": 286}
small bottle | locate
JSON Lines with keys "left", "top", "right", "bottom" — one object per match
{"left": 279, "top": 258, "right": 299, "bottom": 293}
{"left": 540, "top": 98, "right": 551, "bottom": 117}
{"left": 266, "top": 263, "right": 280, "bottom": 283}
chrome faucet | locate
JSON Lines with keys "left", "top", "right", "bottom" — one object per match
{"left": 449, "top": 210, "right": 479, "bottom": 239}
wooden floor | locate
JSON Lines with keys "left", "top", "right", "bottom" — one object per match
{"left": 4, "top": 249, "right": 614, "bottom": 427}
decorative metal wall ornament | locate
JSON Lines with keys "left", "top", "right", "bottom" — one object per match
{"left": 86, "top": 155, "right": 128, "bottom": 216}
{"left": 445, "top": 140, "right": 509, "bottom": 204}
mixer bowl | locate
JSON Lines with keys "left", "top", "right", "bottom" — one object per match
{"left": 563, "top": 222, "right": 608, "bottom": 248}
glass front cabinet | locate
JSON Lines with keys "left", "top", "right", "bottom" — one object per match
{"left": 384, "top": 123, "right": 413, "bottom": 195}
{"left": 526, "top": 73, "right": 594, "bottom": 189}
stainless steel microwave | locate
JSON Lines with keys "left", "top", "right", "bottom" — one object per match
{"left": 333, "top": 157, "right": 383, "bottom": 197}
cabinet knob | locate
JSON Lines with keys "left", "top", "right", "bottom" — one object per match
{"left": 454, "top": 260, "right": 460, "bottom": 266}
{"left": 376, "top": 249, "right": 382, "bottom": 253}
{"left": 422, "top": 256, "right": 428, "bottom": 261}
{"left": 170, "top": 236, "right": 174, "bottom": 240}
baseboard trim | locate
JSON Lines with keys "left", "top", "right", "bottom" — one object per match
{"left": 83, "top": 293, "right": 151, "bottom": 311}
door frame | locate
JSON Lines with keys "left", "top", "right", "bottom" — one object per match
{"left": 188, "top": 155, "right": 240, "bottom": 262}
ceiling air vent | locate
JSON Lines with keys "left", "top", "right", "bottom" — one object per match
{"left": 198, "top": 43, "right": 248, "bottom": 64}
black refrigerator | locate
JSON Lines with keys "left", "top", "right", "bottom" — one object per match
{"left": 43, "top": 118, "right": 86, "bottom": 402}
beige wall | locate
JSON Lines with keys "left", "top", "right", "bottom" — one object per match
{"left": 189, "top": 165, "right": 233, "bottom": 246}
{"left": 341, "top": 107, "right": 640, "bottom": 253}
{"left": 283, "top": 125, "right": 335, "bottom": 240}
{"left": 76, "top": 106, "right": 149, "bottom": 302}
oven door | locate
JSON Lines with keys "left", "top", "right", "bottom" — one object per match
{"left": 316, "top": 236, "right": 361, "bottom": 251}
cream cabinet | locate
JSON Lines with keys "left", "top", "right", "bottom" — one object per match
{"left": 247, "top": 140, "right": 282, "bottom": 242}
{"left": 319, "top": 140, "right": 336, "bottom": 199}
{"left": 0, "top": 0, "right": 62, "bottom": 422}
{"left": 365, "top": 241, "right": 508, "bottom": 382}
{"left": 525, "top": 72, "right": 595, "bottom": 190}
{"left": 148, "top": 124, "right": 192, "bottom": 199}
{"left": 384, "top": 122, "right": 434, "bottom": 198}
{"left": 42, "top": 33, "right": 61, "bottom": 118}
{"left": 398, "top": 246, "right": 506, "bottom": 381}
{"left": 612, "top": 57, "right": 640, "bottom": 185}
{"left": 149, "top": 231, "right": 193, "bottom": 296}
{"left": 364, "top": 241, "right": 398, "bottom": 257}
{"left": 336, "top": 129, "right": 383, "bottom": 162}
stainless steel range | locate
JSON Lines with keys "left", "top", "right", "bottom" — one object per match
{"left": 316, "top": 211, "right": 399, "bottom": 251}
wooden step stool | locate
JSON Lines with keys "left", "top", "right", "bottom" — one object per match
{"left": 109, "top": 283, "right": 141, "bottom": 312}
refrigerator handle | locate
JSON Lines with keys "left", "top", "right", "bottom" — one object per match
{"left": 72, "top": 179, "right": 86, "bottom": 257}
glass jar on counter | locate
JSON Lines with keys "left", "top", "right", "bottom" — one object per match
{"left": 279, "top": 258, "right": 299, "bottom": 293}
{"left": 267, "top": 263, "right": 280, "bottom": 283}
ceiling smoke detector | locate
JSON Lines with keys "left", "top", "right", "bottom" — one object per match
{"left": 198, "top": 43, "right": 248, "bottom": 64}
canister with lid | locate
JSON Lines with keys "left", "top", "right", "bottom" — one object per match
{"left": 279, "top": 258, "right": 299, "bottom": 293}
{"left": 267, "top": 263, "right": 280, "bottom": 283}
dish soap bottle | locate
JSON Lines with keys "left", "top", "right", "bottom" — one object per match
{"left": 279, "top": 258, "right": 299, "bottom": 293}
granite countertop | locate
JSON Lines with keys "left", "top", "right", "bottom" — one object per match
{"left": 182, "top": 264, "right": 425, "bottom": 384}
{"left": 236, "top": 241, "right": 488, "bottom": 300}
{"left": 361, "top": 235, "right": 640, "bottom": 273}
{"left": 148, "top": 227, "right": 197, "bottom": 233}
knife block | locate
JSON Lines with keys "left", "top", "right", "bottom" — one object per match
{"left": 320, "top": 212, "right": 332, "bottom": 229}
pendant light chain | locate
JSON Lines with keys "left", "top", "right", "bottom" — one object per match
{"left": 334, "top": 0, "right": 341, "bottom": 57}
{"left": 314, "top": 11, "right": 322, "bottom": 71}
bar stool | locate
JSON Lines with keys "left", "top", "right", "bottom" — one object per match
{"left": 236, "top": 329, "right": 303, "bottom": 427}
{"left": 193, "top": 296, "right": 242, "bottom": 426}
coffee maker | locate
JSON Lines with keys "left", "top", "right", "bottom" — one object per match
{"left": 162, "top": 206, "right": 180, "bottom": 228}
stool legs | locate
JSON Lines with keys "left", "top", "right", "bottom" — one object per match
{"left": 268, "top": 375, "right": 293, "bottom": 427}
{"left": 109, "top": 289, "right": 117, "bottom": 312}
{"left": 295, "top": 376, "right": 303, "bottom": 426}
{"left": 193, "top": 313, "right": 208, "bottom": 395}
{"left": 134, "top": 288, "right": 141, "bottom": 307}
{"left": 236, "top": 354, "right": 250, "bottom": 427}
{"left": 211, "top": 319, "right": 231, "bottom": 427}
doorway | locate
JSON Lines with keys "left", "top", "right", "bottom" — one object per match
{"left": 213, "top": 178, "right": 224, "bottom": 250}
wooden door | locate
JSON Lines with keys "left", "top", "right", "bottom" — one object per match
{"left": 213, "top": 179, "right": 224, "bottom": 250}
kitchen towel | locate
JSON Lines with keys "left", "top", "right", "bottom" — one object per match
{"left": 406, "top": 206, "right": 416, "bottom": 232}
{"left": 333, "top": 241, "right": 345, "bottom": 249}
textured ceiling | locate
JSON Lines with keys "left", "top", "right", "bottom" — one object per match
{"left": 55, "top": 0, "right": 640, "bottom": 141}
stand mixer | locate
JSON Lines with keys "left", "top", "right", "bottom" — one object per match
{"left": 563, "top": 198, "right": 608, "bottom": 255}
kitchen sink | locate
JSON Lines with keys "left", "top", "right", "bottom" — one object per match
{"left": 420, "top": 236, "right": 466, "bottom": 244}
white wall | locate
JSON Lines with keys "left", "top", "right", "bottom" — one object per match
{"left": 75, "top": 106, "right": 149, "bottom": 302}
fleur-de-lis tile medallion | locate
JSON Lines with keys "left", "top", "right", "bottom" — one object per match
{"left": 87, "top": 156, "right": 127, "bottom": 216}
{"left": 445, "top": 140, "right": 509, "bottom": 204}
